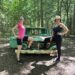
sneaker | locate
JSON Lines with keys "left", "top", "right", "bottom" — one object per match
{"left": 17, "top": 60, "right": 23, "bottom": 64}
{"left": 26, "top": 47, "right": 33, "bottom": 50}
{"left": 55, "top": 58, "right": 60, "bottom": 62}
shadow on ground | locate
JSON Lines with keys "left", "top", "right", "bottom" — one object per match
{"left": 0, "top": 38, "right": 75, "bottom": 75}
{"left": 0, "top": 47, "right": 57, "bottom": 75}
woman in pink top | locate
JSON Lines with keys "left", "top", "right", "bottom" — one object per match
{"left": 17, "top": 20, "right": 25, "bottom": 39}
{"left": 12, "top": 16, "right": 33, "bottom": 62}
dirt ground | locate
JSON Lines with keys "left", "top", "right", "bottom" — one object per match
{"left": 0, "top": 38, "right": 75, "bottom": 75}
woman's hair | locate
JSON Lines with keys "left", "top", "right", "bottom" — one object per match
{"left": 54, "top": 15, "right": 61, "bottom": 22}
{"left": 54, "top": 19, "right": 61, "bottom": 22}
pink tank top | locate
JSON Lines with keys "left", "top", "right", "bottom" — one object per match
{"left": 17, "top": 21, "right": 26, "bottom": 39}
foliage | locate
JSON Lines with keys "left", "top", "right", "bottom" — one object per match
{"left": 0, "top": 0, "right": 75, "bottom": 37}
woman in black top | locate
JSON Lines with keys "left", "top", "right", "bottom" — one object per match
{"left": 43, "top": 16, "right": 69, "bottom": 62}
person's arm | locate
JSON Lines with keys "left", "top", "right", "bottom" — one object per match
{"left": 58, "top": 23, "right": 69, "bottom": 35}
{"left": 12, "top": 25, "right": 18, "bottom": 37}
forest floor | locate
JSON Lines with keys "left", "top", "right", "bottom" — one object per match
{"left": 0, "top": 38, "right": 75, "bottom": 75}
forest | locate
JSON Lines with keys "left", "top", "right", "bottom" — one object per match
{"left": 0, "top": 0, "right": 75, "bottom": 38}
{"left": 0, "top": 1, "right": 75, "bottom": 75}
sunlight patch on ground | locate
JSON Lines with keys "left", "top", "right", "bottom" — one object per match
{"left": 70, "top": 41, "right": 74, "bottom": 45}
{"left": 0, "top": 70, "right": 9, "bottom": 75}
{"left": 0, "top": 52, "right": 8, "bottom": 57}
{"left": 41, "top": 73, "right": 46, "bottom": 75}
{"left": 45, "top": 67, "right": 62, "bottom": 75}
{"left": 36, "top": 58, "right": 56, "bottom": 66}
{"left": 45, "top": 56, "right": 75, "bottom": 75}
{"left": 61, "top": 46, "right": 66, "bottom": 50}
{"left": 0, "top": 43, "right": 9, "bottom": 48}
{"left": 64, "top": 62, "right": 75, "bottom": 75}
{"left": 63, "top": 56, "right": 75, "bottom": 61}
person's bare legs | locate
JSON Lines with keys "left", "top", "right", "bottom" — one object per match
{"left": 16, "top": 45, "right": 22, "bottom": 61}
{"left": 27, "top": 37, "right": 33, "bottom": 48}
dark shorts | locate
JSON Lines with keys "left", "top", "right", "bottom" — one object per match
{"left": 23, "top": 36, "right": 28, "bottom": 42}
{"left": 16, "top": 38, "right": 22, "bottom": 45}
{"left": 17, "top": 36, "right": 28, "bottom": 45}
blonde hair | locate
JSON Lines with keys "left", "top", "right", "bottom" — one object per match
{"left": 54, "top": 15, "right": 61, "bottom": 22}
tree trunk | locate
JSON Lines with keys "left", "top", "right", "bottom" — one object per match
{"left": 73, "top": 4, "right": 75, "bottom": 35}
{"left": 40, "top": 0, "right": 43, "bottom": 27}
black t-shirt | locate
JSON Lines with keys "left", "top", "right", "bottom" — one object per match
{"left": 53, "top": 26, "right": 63, "bottom": 35}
